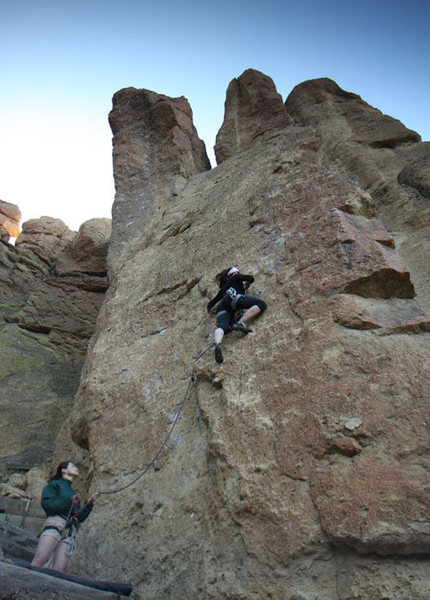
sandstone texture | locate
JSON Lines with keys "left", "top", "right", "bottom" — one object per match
{"left": 9, "top": 71, "right": 430, "bottom": 600}
{"left": 0, "top": 217, "right": 110, "bottom": 478}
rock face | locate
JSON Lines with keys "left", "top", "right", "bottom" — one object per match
{"left": 27, "top": 71, "right": 430, "bottom": 599}
{"left": 215, "top": 69, "right": 292, "bottom": 164}
{"left": 0, "top": 217, "right": 110, "bottom": 478}
{"left": 284, "top": 77, "right": 421, "bottom": 147}
{"left": 108, "top": 87, "right": 211, "bottom": 261}
{"left": 285, "top": 77, "right": 430, "bottom": 319}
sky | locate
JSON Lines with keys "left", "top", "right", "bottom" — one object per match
{"left": 1, "top": 0, "right": 429, "bottom": 234}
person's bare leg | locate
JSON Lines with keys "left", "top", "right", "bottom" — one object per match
{"left": 31, "top": 535, "right": 58, "bottom": 567}
{"left": 214, "top": 328, "right": 224, "bottom": 363}
{"left": 233, "top": 305, "right": 261, "bottom": 332}
{"left": 214, "top": 327, "right": 224, "bottom": 344}
{"left": 239, "top": 305, "right": 261, "bottom": 323}
{"left": 52, "top": 540, "right": 71, "bottom": 572}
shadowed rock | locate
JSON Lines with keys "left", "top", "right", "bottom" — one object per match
{"left": 0, "top": 216, "right": 110, "bottom": 478}
{"left": 398, "top": 156, "right": 430, "bottom": 199}
{"left": 0, "top": 562, "right": 126, "bottom": 600}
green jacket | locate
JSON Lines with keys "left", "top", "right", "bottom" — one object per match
{"left": 41, "top": 477, "right": 93, "bottom": 523}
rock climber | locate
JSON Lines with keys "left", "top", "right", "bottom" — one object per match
{"left": 207, "top": 266, "right": 267, "bottom": 364}
{"left": 31, "top": 461, "right": 99, "bottom": 573}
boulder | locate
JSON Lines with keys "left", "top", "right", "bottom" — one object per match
{"left": 0, "top": 199, "right": 21, "bottom": 222}
{"left": 71, "top": 218, "right": 112, "bottom": 273}
{"left": 16, "top": 216, "right": 74, "bottom": 264}
{"left": 55, "top": 218, "right": 112, "bottom": 276}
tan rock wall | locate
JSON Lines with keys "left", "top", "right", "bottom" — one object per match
{"left": 215, "top": 69, "right": 292, "bottom": 164}
{"left": 284, "top": 77, "right": 430, "bottom": 318}
{"left": 39, "top": 72, "right": 430, "bottom": 599}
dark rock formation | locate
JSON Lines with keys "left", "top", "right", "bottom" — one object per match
{"left": 398, "top": 156, "right": 430, "bottom": 199}
{"left": 0, "top": 218, "right": 110, "bottom": 478}
{"left": 0, "top": 562, "right": 123, "bottom": 600}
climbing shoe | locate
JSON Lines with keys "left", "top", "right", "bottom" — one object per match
{"left": 215, "top": 344, "right": 223, "bottom": 364}
{"left": 232, "top": 321, "right": 252, "bottom": 333}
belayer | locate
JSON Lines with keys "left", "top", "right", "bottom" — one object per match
{"left": 207, "top": 266, "right": 267, "bottom": 363}
{"left": 31, "top": 461, "right": 99, "bottom": 572}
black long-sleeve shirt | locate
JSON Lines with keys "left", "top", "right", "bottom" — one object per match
{"left": 207, "top": 273, "right": 254, "bottom": 311}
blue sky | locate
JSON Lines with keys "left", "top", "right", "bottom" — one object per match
{"left": 1, "top": 0, "right": 429, "bottom": 232}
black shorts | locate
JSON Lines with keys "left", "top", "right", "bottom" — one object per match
{"left": 216, "top": 295, "right": 266, "bottom": 332}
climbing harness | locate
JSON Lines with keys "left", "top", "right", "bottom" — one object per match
{"left": 64, "top": 519, "right": 77, "bottom": 557}
{"left": 225, "top": 287, "right": 243, "bottom": 310}
{"left": 46, "top": 501, "right": 77, "bottom": 569}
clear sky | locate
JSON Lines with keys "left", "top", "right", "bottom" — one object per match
{"left": 1, "top": 0, "right": 429, "bottom": 234}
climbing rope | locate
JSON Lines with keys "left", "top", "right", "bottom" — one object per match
{"left": 23, "top": 343, "right": 216, "bottom": 571}
{"left": 97, "top": 373, "right": 195, "bottom": 496}
{"left": 37, "top": 339, "right": 216, "bottom": 563}
{"left": 88, "top": 341, "right": 215, "bottom": 499}
{"left": 3, "top": 341, "right": 215, "bottom": 573}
